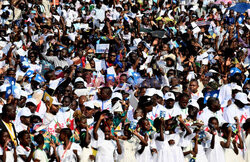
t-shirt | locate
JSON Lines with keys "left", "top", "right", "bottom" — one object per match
{"left": 16, "top": 145, "right": 32, "bottom": 162}
{"left": 56, "top": 143, "right": 82, "bottom": 162}
{"left": 33, "top": 149, "right": 48, "bottom": 162}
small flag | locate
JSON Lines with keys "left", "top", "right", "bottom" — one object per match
{"left": 204, "top": 90, "right": 220, "bottom": 104}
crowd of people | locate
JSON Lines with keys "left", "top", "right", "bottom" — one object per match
{"left": 0, "top": 0, "right": 249, "bottom": 161}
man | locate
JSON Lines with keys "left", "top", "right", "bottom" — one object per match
{"left": 43, "top": 97, "right": 62, "bottom": 136}
{"left": 189, "top": 79, "right": 203, "bottom": 101}
{"left": 164, "top": 92, "right": 181, "bottom": 118}
{"left": 15, "top": 107, "right": 32, "bottom": 133}
{"left": 0, "top": 104, "right": 18, "bottom": 146}
{"left": 83, "top": 101, "right": 95, "bottom": 125}
{"left": 224, "top": 92, "right": 249, "bottom": 124}
{"left": 198, "top": 97, "right": 225, "bottom": 125}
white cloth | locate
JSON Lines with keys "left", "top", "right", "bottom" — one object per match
{"left": 33, "top": 149, "right": 48, "bottom": 162}
{"left": 16, "top": 145, "right": 32, "bottom": 162}
{"left": 0, "top": 147, "right": 15, "bottom": 162}
{"left": 95, "top": 139, "right": 117, "bottom": 162}
{"left": 154, "top": 132, "right": 174, "bottom": 162}
{"left": 174, "top": 102, "right": 188, "bottom": 119}
{"left": 56, "top": 143, "right": 82, "bottom": 162}
{"left": 198, "top": 107, "right": 226, "bottom": 125}
{"left": 206, "top": 134, "right": 225, "bottom": 162}
{"left": 223, "top": 103, "right": 249, "bottom": 124}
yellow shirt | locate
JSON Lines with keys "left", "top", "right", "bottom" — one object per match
{"left": 2, "top": 120, "right": 17, "bottom": 146}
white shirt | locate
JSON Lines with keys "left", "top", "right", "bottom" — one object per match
{"left": 174, "top": 102, "right": 188, "bottom": 119}
{"left": 198, "top": 107, "right": 226, "bottom": 125}
{"left": 224, "top": 103, "right": 249, "bottom": 124}
{"left": 56, "top": 143, "right": 82, "bottom": 162}
{"left": 33, "top": 149, "right": 48, "bottom": 162}
{"left": 56, "top": 109, "right": 74, "bottom": 129}
{"left": 148, "top": 104, "right": 168, "bottom": 120}
{"left": 16, "top": 145, "right": 32, "bottom": 162}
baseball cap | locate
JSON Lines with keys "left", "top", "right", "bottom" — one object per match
{"left": 26, "top": 98, "right": 38, "bottom": 106}
{"left": 145, "top": 88, "right": 157, "bottom": 97}
{"left": 188, "top": 99, "right": 200, "bottom": 109}
{"left": 84, "top": 101, "right": 95, "bottom": 109}
{"left": 164, "top": 92, "right": 175, "bottom": 100}
{"left": 19, "top": 107, "right": 32, "bottom": 117}
{"left": 111, "top": 92, "right": 123, "bottom": 100}
{"left": 235, "top": 92, "right": 249, "bottom": 104}
{"left": 51, "top": 97, "right": 62, "bottom": 106}
{"left": 75, "top": 77, "right": 84, "bottom": 83}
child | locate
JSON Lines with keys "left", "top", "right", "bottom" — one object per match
{"left": 33, "top": 134, "right": 48, "bottom": 162}
{"left": 206, "top": 117, "right": 225, "bottom": 162}
{"left": 243, "top": 118, "right": 250, "bottom": 162}
{"left": 153, "top": 117, "right": 173, "bottom": 162}
{"left": 16, "top": 130, "right": 35, "bottom": 162}
{"left": 117, "top": 124, "right": 140, "bottom": 162}
{"left": 0, "top": 130, "right": 17, "bottom": 162}
{"left": 51, "top": 128, "right": 82, "bottom": 162}
{"left": 94, "top": 113, "right": 122, "bottom": 162}
{"left": 220, "top": 123, "right": 243, "bottom": 162}
{"left": 72, "top": 110, "right": 92, "bottom": 162}
{"left": 164, "top": 115, "right": 191, "bottom": 162}
{"left": 135, "top": 118, "right": 157, "bottom": 162}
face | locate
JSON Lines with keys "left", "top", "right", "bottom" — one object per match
{"left": 210, "top": 100, "right": 221, "bottom": 112}
{"left": 165, "top": 99, "right": 175, "bottom": 109}
{"left": 27, "top": 104, "right": 36, "bottom": 113}
{"left": 133, "top": 109, "right": 143, "bottom": 119}
{"left": 109, "top": 53, "right": 117, "bottom": 62}
{"left": 188, "top": 106, "right": 199, "bottom": 117}
{"left": 179, "top": 97, "right": 189, "bottom": 109}
{"left": 1, "top": 132, "right": 9, "bottom": 145}
{"left": 78, "top": 118, "right": 87, "bottom": 129}
{"left": 104, "top": 126, "right": 111, "bottom": 140}
{"left": 62, "top": 97, "right": 71, "bottom": 107}
{"left": 64, "top": 86, "right": 72, "bottom": 97}
{"left": 50, "top": 105, "right": 60, "bottom": 115}
{"left": 100, "top": 89, "right": 111, "bottom": 101}
{"left": 18, "top": 97, "right": 27, "bottom": 108}
{"left": 165, "top": 120, "right": 173, "bottom": 130}
{"left": 189, "top": 81, "right": 199, "bottom": 93}
{"left": 7, "top": 105, "right": 16, "bottom": 120}
{"left": 20, "top": 116, "right": 30, "bottom": 126}
{"left": 84, "top": 107, "right": 94, "bottom": 118}
{"left": 22, "top": 134, "right": 31, "bottom": 146}
{"left": 119, "top": 75, "right": 127, "bottom": 84}
{"left": 7, "top": 70, "right": 15, "bottom": 78}
{"left": 142, "top": 120, "right": 151, "bottom": 131}
{"left": 210, "top": 119, "right": 219, "bottom": 130}
{"left": 28, "top": 53, "right": 36, "bottom": 63}
{"left": 70, "top": 100, "right": 78, "bottom": 111}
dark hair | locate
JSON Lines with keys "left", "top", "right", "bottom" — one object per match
{"left": 44, "top": 70, "right": 54, "bottom": 82}
{"left": 179, "top": 93, "right": 190, "bottom": 100}
{"left": 60, "top": 128, "right": 72, "bottom": 139}
{"left": 0, "top": 130, "right": 9, "bottom": 138}
{"left": 138, "top": 118, "right": 148, "bottom": 127}
{"left": 34, "top": 134, "right": 44, "bottom": 145}
{"left": 207, "top": 97, "right": 219, "bottom": 108}
{"left": 18, "top": 130, "right": 29, "bottom": 140}
{"left": 208, "top": 117, "right": 218, "bottom": 124}
{"left": 2, "top": 104, "right": 13, "bottom": 115}
{"left": 153, "top": 118, "right": 161, "bottom": 131}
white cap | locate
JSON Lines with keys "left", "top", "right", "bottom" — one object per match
{"left": 84, "top": 101, "right": 95, "bottom": 109}
{"left": 51, "top": 97, "right": 62, "bottom": 106}
{"left": 75, "top": 77, "right": 84, "bottom": 83}
{"left": 19, "top": 107, "right": 32, "bottom": 117}
{"left": 156, "top": 90, "right": 164, "bottom": 98}
{"left": 145, "top": 88, "right": 157, "bottom": 97}
{"left": 26, "top": 98, "right": 38, "bottom": 106}
{"left": 235, "top": 92, "right": 249, "bottom": 104}
{"left": 231, "top": 85, "right": 243, "bottom": 91}
{"left": 20, "top": 90, "right": 28, "bottom": 98}
{"left": 164, "top": 92, "right": 175, "bottom": 100}
{"left": 111, "top": 92, "right": 122, "bottom": 100}
{"left": 188, "top": 99, "right": 199, "bottom": 109}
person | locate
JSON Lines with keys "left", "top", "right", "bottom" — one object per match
{"left": 243, "top": 118, "right": 250, "bottom": 162}
{"left": 153, "top": 117, "right": 173, "bottom": 162}
{"left": 0, "top": 130, "right": 17, "bottom": 162}
{"left": 94, "top": 113, "right": 122, "bottom": 162}
{"left": 135, "top": 118, "right": 156, "bottom": 162}
{"left": 198, "top": 97, "right": 225, "bottom": 125}
{"left": 206, "top": 117, "right": 226, "bottom": 162}
{"left": 33, "top": 134, "right": 49, "bottom": 162}
{"left": 0, "top": 104, "right": 18, "bottom": 146}
{"left": 16, "top": 130, "right": 34, "bottom": 162}
{"left": 223, "top": 92, "right": 249, "bottom": 123}
{"left": 15, "top": 107, "right": 32, "bottom": 133}
{"left": 52, "top": 128, "right": 82, "bottom": 162}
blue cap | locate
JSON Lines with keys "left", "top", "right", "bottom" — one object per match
{"left": 229, "top": 67, "right": 241, "bottom": 76}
